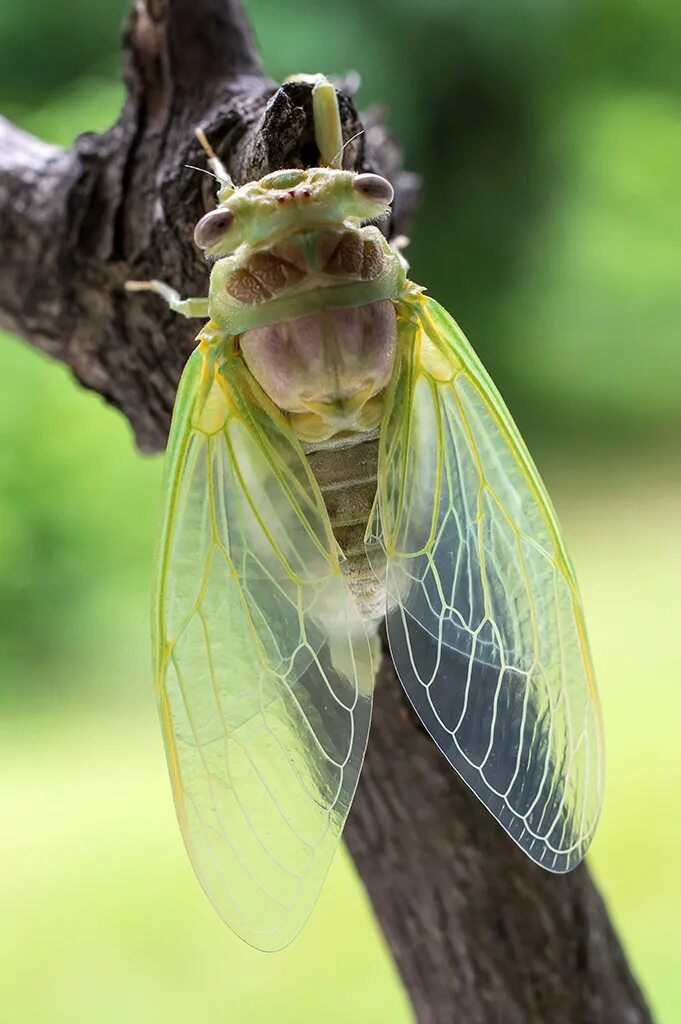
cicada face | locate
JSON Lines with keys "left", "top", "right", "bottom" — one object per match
{"left": 193, "top": 167, "right": 394, "bottom": 257}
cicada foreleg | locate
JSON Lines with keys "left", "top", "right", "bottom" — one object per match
{"left": 125, "top": 279, "right": 209, "bottom": 318}
{"left": 284, "top": 73, "right": 344, "bottom": 169}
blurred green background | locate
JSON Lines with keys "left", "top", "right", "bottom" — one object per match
{"left": 1, "top": 0, "right": 680, "bottom": 1020}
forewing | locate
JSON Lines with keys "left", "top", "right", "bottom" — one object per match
{"left": 153, "top": 348, "right": 374, "bottom": 950}
{"left": 373, "top": 295, "right": 603, "bottom": 871}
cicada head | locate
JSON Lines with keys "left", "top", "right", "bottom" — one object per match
{"left": 192, "top": 168, "right": 394, "bottom": 258}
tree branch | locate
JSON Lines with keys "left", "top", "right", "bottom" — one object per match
{"left": 0, "top": 2, "right": 651, "bottom": 1021}
{"left": 348, "top": 648, "right": 651, "bottom": 1023}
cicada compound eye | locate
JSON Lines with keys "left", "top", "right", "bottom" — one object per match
{"left": 352, "top": 173, "right": 394, "bottom": 204}
{"left": 194, "top": 207, "right": 234, "bottom": 250}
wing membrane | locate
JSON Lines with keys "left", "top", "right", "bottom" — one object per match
{"left": 374, "top": 295, "right": 603, "bottom": 871}
{"left": 153, "top": 347, "right": 374, "bottom": 949}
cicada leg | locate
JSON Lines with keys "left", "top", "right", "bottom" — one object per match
{"left": 284, "top": 73, "right": 344, "bottom": 169}
{"left": 125, "top": 279, "right": 209, "bottom": 318}
{"left": 312, "top": 78, "right": 344, "bottom": 170}
{"left": 194, "top": 127, "right": 233, "bottom": 189}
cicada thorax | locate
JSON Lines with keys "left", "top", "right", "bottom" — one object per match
{"left": 207, "top": 223, "right": 403, "bottom": 616}
{"left": 219, "top": 225, "right": 398, "bottom": 444}
{"left": 239, "top": 300, "right": 396, "bottom": 441}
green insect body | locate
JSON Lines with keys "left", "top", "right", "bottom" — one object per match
{"left": 128, "top": 76, "right": 604, "bottom": 952}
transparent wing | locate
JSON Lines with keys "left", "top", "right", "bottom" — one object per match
{"left": 153, "top": 345, "right": 374, "bottom": 950}
{"left": 371, "top": 294, "right": 604, "bottom": 871}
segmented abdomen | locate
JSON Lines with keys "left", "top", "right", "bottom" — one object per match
{"left": 305, "top": 435, "right": 384, "bottom": 620}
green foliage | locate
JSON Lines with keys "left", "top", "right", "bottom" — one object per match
{"left": 505, "top": 89, "right": 681, "bottom": 433}
{"left": 1, "top": 0, "right": 680, "bottom": 1020}
{"left": 0, "top": 337, "right": 160, "bottom": 709}
{"left": 0, "top": 0, "right": 127, "bottom": 106}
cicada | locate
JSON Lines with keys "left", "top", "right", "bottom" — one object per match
{"left": 127, "top": 75, "right": 604, "bottom": 951}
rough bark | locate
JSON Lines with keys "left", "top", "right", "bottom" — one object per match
{"left": 0, "top": 2, "right": 652, "bottom": 1022}
{"left": 349, "top": 642, "right": 651, "bottom": 1024}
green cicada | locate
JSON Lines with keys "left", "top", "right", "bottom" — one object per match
{"left": 127, "top": 75, "right": 604, "bottom": 951}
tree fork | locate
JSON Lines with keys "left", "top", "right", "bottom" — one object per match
{"left": 0, "top": 2, "right": 651, "bottom": 1021}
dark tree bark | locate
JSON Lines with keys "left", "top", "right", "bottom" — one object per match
{"left": 0, "top": 2, "right": 651, "bottom": 1022}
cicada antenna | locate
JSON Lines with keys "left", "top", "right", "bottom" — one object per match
{"left": 195, "top": 128, "right": 235, "bottom": 194}
{"left": 328, "top": 129, "right": 365, "bottom": 171}
{"left": 184, "top": 164, "right": 220, "bottom": 182}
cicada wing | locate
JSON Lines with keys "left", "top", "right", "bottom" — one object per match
{"left": 153, "top": 348, "right": 375, "bottom": 951}
{"left": 374, "top": 294, "right": 604, "bottom": 872}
